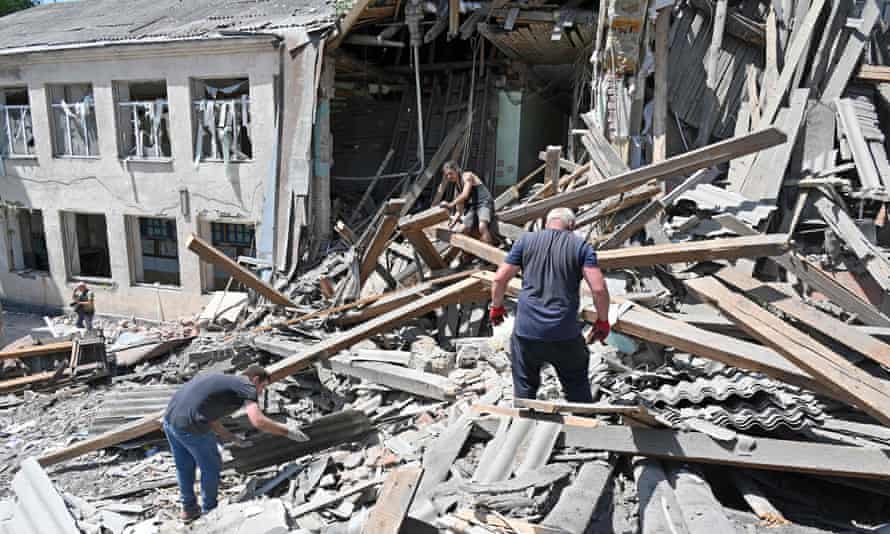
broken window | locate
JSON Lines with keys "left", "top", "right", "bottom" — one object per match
{"left": 61, "top": 212, "right": 111, "bottom": 279}
{"left": 209, "top": 221, "right": 255, "bottom": 291}
{"left": 48, "top": 84, "right": 99, "bottom": 157}
{"left": 192, "top": 78, "right": 252, "bottom": 164}
{"left": 115, "top": 81, "right": 171, "bottom": 160}
{"left": 0, "top": 87, "right": 35, "bottom": 157}
{"left": 5, "top": 208, "right": 49, "bottom": 272}
{"left": 126, "top": 216, "right": 180, "bottom": 286}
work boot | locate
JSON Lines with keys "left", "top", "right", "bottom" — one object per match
{"left": 180, "top": 508, "right": 201, "bottom": 523}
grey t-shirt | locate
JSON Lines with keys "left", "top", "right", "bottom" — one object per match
{"left": 165, "top": 373, "right": 258, "bottom": 434}
{"left": 505, "top": 228, "right": 598, "bottom": 341}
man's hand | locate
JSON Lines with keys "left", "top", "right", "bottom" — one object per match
{"left": 287, "top": 420, "right": 310, "bottom": 442}
{"left": 592, "top": 319, "right": 610, "bottom": 343}
{"left": 489, "top": 305, "right": 507, "bottom": 326}
{"left": 439, "top": 201, "right": 452, "bottom": 210}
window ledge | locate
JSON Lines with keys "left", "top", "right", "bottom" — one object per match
{"left": 69, "top": 276, "right": 115, "bottom": 288}
{"left": 121, "top": 157, "right": 173, "bottom": 163}
{"left": 54, "top": 155, "right": 101, "bottom": 160}
{"left": 197, "top": 159, "right": 253, "bottom": 164}
{"left": 132, "top": 282, "right": 181, "bottom": 291}
{"left": 10, "top": 269, "right": 50, "bottom": 278}
{"left": 2, "top": 155, "right": 38, "bottom": 161}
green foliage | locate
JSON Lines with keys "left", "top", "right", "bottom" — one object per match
{"left": 0, "top": 0, "right": 34, "bottom": 17}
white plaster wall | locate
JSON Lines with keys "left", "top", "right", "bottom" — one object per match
{"left": 0, "top": 38, "right": 282, "bottom": 319}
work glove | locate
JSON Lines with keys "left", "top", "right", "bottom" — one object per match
{"left": 287, "top": 420, "right": 310, "bottom": 442}
{"left": 489, "top": 305, "right": 507, "bottom": 326}
{"left": 592, "top": 319, "right": 611, "bottom": 343}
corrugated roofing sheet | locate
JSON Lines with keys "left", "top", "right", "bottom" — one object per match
{"left": 0, "top": 458, "right": 79, "bottom": 534}
{"left": 90, "top": 384, "right": 180, "bottom": 435}
{"left": 0, "top": 0, "right": 335, "bottom": 53}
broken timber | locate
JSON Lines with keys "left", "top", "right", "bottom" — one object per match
{"left": 684, "top": 276, "right": 890, "bottom": 425}
{"left": 363, "top": 466, "right": 423, "bottom": 534}
{"left": 439, "top": 228, "right": 789, "bottom": 271}
{"left": 498, "top": 128, "right": 786, "bottom": 225}
{"left": 0, "top": 341, "right": 74, "bottom": 361}
{"left": 186, "top": 234, "right": 294, "bottom": 307}
{"left": 398, "top": 207, "right": 449, "bottom": 270}
{"left": 328, "top": 356, "right": 459, "bottom": 401}
{"left": 359, "top": 199, "right": 406, "bottom": 285}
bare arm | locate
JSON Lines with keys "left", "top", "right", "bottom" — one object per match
{"left": 446, "top": 174, "right": 475, "bottom": 210}
{"left": 209, "top": 420, "right": 238, "bottom": 443}
{"left": 583, "top": 266, "right": 610, "bottom": 322}
{"left": 492, "top": 263, "right": 521, "bottom": 307}
{"left": 245, "top": 402, "right": 289, "bottom": 437}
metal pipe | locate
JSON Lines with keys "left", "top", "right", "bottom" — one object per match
{"left": 413, "top": 45, "right": 425, "bottom": 170}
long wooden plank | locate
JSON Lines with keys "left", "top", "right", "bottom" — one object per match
{"left": 38, "top": 410, "right": 165, "bottom": 467}
{"left": 329, "top": 357, "right": 458, "bottom": 400}
{"left": 186, "top": 234, "right": 294, "bottom": 307}
{"left": 758, "top": 0, "right": 828, "bottom": 125}
{"left": 561, "top": 425, "right": 890, "bottom": 480}
{"left": 514, "top": 398, "right": 641, "bottom": 416}
{"left": 713, "top": 267, "right": 890, "bottom": 367}
{"left": 814, "top": 194, "right": 890, "bottom": 293}
{"left": 820, "top": 0, "right": 881, "bottom": 103}
{"left": 398, "top": 207, "right": 450, "bottom": 232}
{"left": 695, "top": 0, "right": 728, "bottom": 147}
{"left": 684, "top": 276, "right": 890, "bottom": 425}
{"left": 471, "top": 404, "right": 602, "bottom": 428}
{"left": 267, "top": 277, "right": 484, "bottom": 381}
{"left": 0, "top": 341, "right": 73, "bottom": 361}
{"left": 498, "top": 128, "right": 786, "bottom": 225}
{"left": 402, "top": 229, "right": 448, "bottom": 270}
{"left": 714, "top": 214, "right": 890, "bottom": 327}
{"left": 359, "top": 199, "right": 405, "bottom": 285}
{"left": 494, "top": 164, "right": 546, "bottom": 210}
{"left": 652, "top": 8, "right": 670, "bottom": 163}
{"left": 438, "top": 228, "right": 789, "bottom": 271}
{"left": 363, "top": 467, "right": 424, "bottom": 534}
{"left": 581, "top": 305, "right": 832, "bottom": 397}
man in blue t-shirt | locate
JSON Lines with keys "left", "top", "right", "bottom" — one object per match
{"left": 490, "top": 207, "right": 611, "bottom": 402}
{"left": 163, "top": 366, "right": 309, "bottom": 522}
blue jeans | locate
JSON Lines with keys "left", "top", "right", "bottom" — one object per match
{"left": 163, "top": 420, "right": 221, "bottom": 513}
{"left": 510, "top": 334, "right": 594, "bottom": 403}
{"left": 75, "top": 309, "right": 93, "bottom": 330}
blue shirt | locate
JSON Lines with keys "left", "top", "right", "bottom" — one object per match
{"left": 505, "top": 228, "right": 598, "bottom": 341}
{"left": 165, "top": 373, "right": 258, "bottom": 434}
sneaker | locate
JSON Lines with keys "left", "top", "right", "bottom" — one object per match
{"left": 180, "top": 508, "right": 201, "bottom": 523}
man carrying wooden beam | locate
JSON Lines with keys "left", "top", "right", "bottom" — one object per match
{"left": 489, "top": 208, "right": 610, "bottom": 402}
{"left": 439, "top": 160, "right": 499, "bottom": 254}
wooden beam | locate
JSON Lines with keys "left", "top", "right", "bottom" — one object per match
{"left": 814, "top": 194, "right": 890, "bottom": 294}
{"left": 471, "top": 404, "right": 603, "bottom": 428}
{"left": 403, "top": 230, "right": 448, "bottom": 270}
{"left": 329, "top": 0, "right": 376, "bottom": 49}
{"left": 758, "top": 0, "right": 827, "bottom": 124}
{"left": 267, "top": 277, "right": 484, "bottom": 381}
{"left": 398, "top": 207, "right": 449, "bottom": 232}
{"left": 514, "top": 398, "right": 642, "bottom": 416}
{"left": 561, "top": 425, "right": 890, "bottom": 480}
{"left": 439, "top": 228, "right": 788, "bottom": 271}
{"left": 544, "top": 146, "right": 562, "bottom": 194}
{"left": 494, "top": 164, "right": 546, "bottom": 210}
{"left": 857, "top": 64, "right": 890, "bottom": 84}
{"left": 714, "top": 214, "right": 890, "bottom": 327}
{"left": 696, "top": 0, "right": 728, "bottom": 147}
{"left": 498, "top": 128, "right": 787, "bottom": 225}
{"left": 684, "top": 276, "right": 890, "bottom": 425}
{"left": 582, "top": 305, "right": 832, "bottom": 397}
{"left": 359, "top": 199, "right": 405, "bottom": 285}
{"left": 713, "top": 267, "right": 890, "bottom": 368}
{"left": 652, "top": 8, "right": 670, "bottom": 163}
{"left": 186, "top": 234, "right": 294, "bottom": 307}
{"left": 363, "top": 467, "right": 424, "bottom": 534}
{"left": 526, "top": 163, "right": 592, "bottom": 203}
{"left": 39, "top": 410, "right": 165, "bottom": 467}
{"left": 0, "top": 341, "right": 73, "bottom": 361}
{"left": 820, "top": 0, "right": 880, "bottom": 103}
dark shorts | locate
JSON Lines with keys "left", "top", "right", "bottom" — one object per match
{"left": 462, "top": 204, "right": 496, "bottom": 232}
{"left": 509, "top": 334, "right": 593, "bottom": 403}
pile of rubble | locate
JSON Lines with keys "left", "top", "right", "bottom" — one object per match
{"left": 7, "top": 0, "right": 890, "bottom": 532}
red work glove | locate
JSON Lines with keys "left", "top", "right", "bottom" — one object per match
{"left": 489, "top": 305, "right": 507, "bottom": 326}
{"left": 592, "top": 319, "right": 611, "bottom": 343}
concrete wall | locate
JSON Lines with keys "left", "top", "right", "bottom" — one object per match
{"left": 0, "top": 37, "right": 283, "bottom": 320}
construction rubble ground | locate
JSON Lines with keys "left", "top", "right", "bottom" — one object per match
{"left": 10, "top": 0, "right": 890, "bottom": 532}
